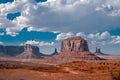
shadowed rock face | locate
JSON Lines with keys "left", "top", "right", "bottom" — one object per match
{"left": 0, "top": 45, "right": 40, "bottom": 57}
{"left": 61, "top": 36, "right": 89, "bottom": 52}
{"left": 17, "top": 44, "right": 38, "bottom": 58}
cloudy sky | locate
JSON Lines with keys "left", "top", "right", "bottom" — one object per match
{"left": 0, "top": 0, "right": 120, "bottom": 55}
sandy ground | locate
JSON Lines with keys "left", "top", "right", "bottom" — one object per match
{"left": 0, "top": 59, "right": 120, "bottom": 80}
{"left": 0, "top": 55, "right": 120, "bottom": 80}
{"left": 0, "top": 69, "right": 113, "bottom": 80}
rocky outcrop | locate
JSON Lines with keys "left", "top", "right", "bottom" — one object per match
{"left": 48, "top": 36, "right": 101, "bottom": 63}
{"left": 0, "top": 45, "right": 7, "bottom": 56}
{"left": 50, "top": 48, "right": 58, "bottom": 56}
{"left": 17, "top": 44, "right": 38, "bottom": 58}
{"left": 94, "top": 47, "right": 109, "bottom": 55}
{"left": 0, "top": 45, "right": 24, "bottom": 56}
{"left": 0, "top": 45, "right": 41, "bottom": 57}
{"left": 61, "top": 36, "right": 89, "bottom": 52}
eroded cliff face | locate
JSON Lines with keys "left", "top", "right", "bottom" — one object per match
{"left": 47, "top": 36, "right": 101, "bottom": 63}
{"left": 0, "top": 45, "right": 40, "bottom": 57}
{"left": 61, "top": 36, "right": 89, "bottom": 52}
{"left": 17, "top": 44, "right": 38, "bottom": 58}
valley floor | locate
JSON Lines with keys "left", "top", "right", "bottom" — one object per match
{"left": 0, "top": 58, "right": 120, "bottom": 80}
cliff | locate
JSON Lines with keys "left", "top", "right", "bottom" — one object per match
{"left": 94, "top": 47, "right": 109, "bottom": 56}
{"left": 17, "top": 44, "right": 38, "bottom": 58}
{"left": 49, "top": 36, "right": 101, "bottom": 63}
{"left": 0, "top": 45, "right": 41, "bottom": 57}
{"left": 61, "top": 36, "right": 89, "bottom": 52}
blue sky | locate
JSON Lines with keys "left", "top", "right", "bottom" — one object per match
{"left": 0, "top": 0, "right": 120, "bottom": 55}
{"left": 7, "top": 12, "right": 21, "bottom": 20}
{"left": 0, "top": 28, "right": 57, "bottom": 45}
{"left": 0, "top": 0, "right": 14, "bottom": 3}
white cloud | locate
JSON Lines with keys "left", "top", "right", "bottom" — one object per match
{"left": 76, "top": 32, "right": 86, "bottom": 38}
{"left": 56, "top": 32, "right": 73, "bottom": 40}
{"left": 87, "top": 31, "right": 111, "bottom": 40}
{"left": 0, "top": 0, "right": 120, "bottom": 36}
{"left": 24, "top": 40, "right": 54, "bottom": 46}
{"left": 87, "top": 33, "right": 100, "bottom": 40}
{"left": 111, "top": 36, "right": 120, "bottom": 44}
{"left": 108, "top": 9, "right": 120, "bottom": 16}
{"left": 95, "top": 4, "right": 113, "bottom": 12}
{"left": 101, "top": 31, "right": 110, "bottom": 39}
{"left": 0, "top": 41, "right": 3, "bottom": 45}
{"left": 0, "top": 32, "right": 4, "bottom": 36}
{"left": 56, "top": 31, "right": 119, "bottom": 45}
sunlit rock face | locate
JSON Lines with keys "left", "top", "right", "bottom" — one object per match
{"left": 61, "top": 36, "right": 89, "bottom": 52}
{"left": 48, "top": 36, "right": 102, "bottom": 63}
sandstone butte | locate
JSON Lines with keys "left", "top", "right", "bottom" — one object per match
{"left": 45, "top": 36, "right": 102, "bottom": 63}
{"left": 16, "top": 44, "right": 38, "bottom": 59}
{"left": 11, "top": 36, "right": 103, "bottom": 63}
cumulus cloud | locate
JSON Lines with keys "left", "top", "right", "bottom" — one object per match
{"left": 56, "top": 31, "right": 120, "bottom": 45}
{"left": 0, "top": 41, "right": 3, "bottom": 45}
{"left": 76, "top": 32, "right": 86, "bottom": 38}
{"left": 95, "top": 4, "right": 113, "bottom": 12}
{"left": 0, "top": 32, "right": 4, "bottom": 36}
{"left": 24, "top": 40, "right": 54, "bottom": 46}
{"left": 0, "top": 0, "right": 120, "bottom": 36}
{"left": 55, "top": 32, "right": 73, "bottom": 40}
{"left": 108, "top": 9, "right": 120, "bottom": 16}
{"left": 111, "top": 36, "right": 120, "bottom": 44}
{"left": 88, "top": 31, "right": 111, "bottom": 40}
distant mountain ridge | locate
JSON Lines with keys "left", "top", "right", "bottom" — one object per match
{"left": 0, "top": 45, "right": 57, "bottom": 57}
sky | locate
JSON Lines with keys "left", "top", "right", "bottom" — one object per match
{"left": 0, "top": 0, "right": 120, "bottom": 55}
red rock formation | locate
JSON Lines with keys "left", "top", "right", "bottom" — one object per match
{"left": 61, "top": 36, "right": 89, "bottom": 52}
{"left": 16, "top": 44, "right": 37, "bottom": 58}
{"left": 47, "top": 36, "right": 101, "bottom": 63}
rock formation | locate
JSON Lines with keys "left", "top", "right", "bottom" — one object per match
{"left": 94, "top": 47, "right": 109, "bottom": 55}
{"left": 17, "top": 44, "right": 38, "bottom": 58}
{"left": 0, "top": 45, "right": 24, "bottom": 56}
{"left": 48, "top": 36, "right": 101, "bottom": 63}
{"left": 61, "top": 36, "right": 89, "bottom": 52}
{"left": 0, "top": 45, "right": 8, "bottom": 57}
{"left": 0, "top": 45, "right": 42, "bottom": 57}
{"left": 50, "top": 48, "right": 58, "bottom": 56}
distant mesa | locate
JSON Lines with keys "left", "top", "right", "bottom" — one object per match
{"left": 94, "top": 47, "right": 109, "bottom": 56}
{"left": 0, "top": 44, "right": 57, "bottom": 58}
{"left": 0, "top": 36, "right": 103, "bottom": 61}
{"left": 16, "top": 44, "right": 38, "bottom": 59}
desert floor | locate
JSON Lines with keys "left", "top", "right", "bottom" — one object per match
{"left": 0, "top": 58, "right": 120, "bottom": 80}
